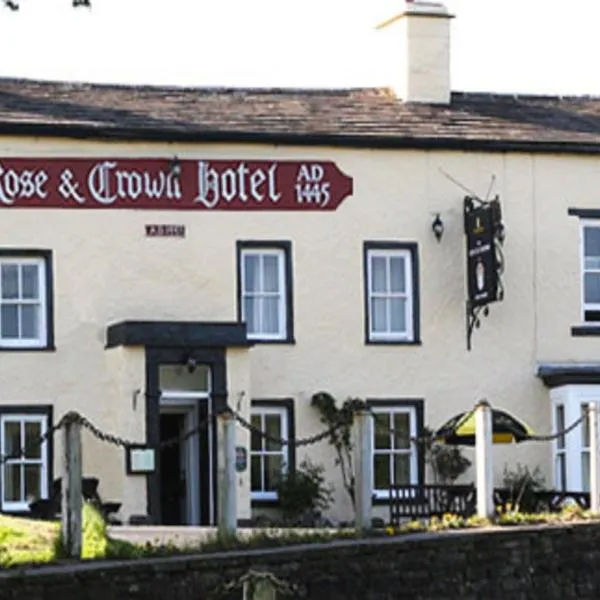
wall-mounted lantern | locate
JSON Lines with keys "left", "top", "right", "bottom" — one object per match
{"left": 431, "top": 213, "right": 444, "bottom": 242}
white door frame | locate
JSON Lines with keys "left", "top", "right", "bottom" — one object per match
{"left": 159, "top": 390, "right": 214, "bottom": 525}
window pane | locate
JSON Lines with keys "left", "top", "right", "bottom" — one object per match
{"left": 374, "top": 454, "right": 390, "bottom": 490}
{"left": 370, "top": 256, "right": 387, "bottom": 293}
{"left": 584, "top": 273, "right": 600, "bottom": 304}
{"left": 582, "top": 404, "right": 591, "bottom": 448}
{"left": 243, "top": 297, "right": 259, "bottom": 334}
{"left": 265, "top": 414, "right": 282, "bottom": 451}
{"left": 389, "top": 257, "right": 406, "bottom": 293}
{"left": 585, "top": 257, "right": 600, "bottom": 270}
{"left": 20, "top": 305, "right": 38, "bottom": 339}
{"left": 370, "top": 298, "right": 387, "bottom": 333}
{"left": 584, "top": 227, "right": 600, "bottom": 258}
{"left": 25, "top": 464, "right": 41, "bottom": 501}
{"left": 1, "top": 304, "right": 19, "bottom": 338}
{"left": 374, "top": 414, "right": 391, "bottom": 449}
{"left": 250, "top": 456, "right": 262, "bottom": 491}
{"left": 393, "top": 413, "right": 411, "bottom": 449}
{"left": 4, "top": 464, "right": 21, "bottom": 502}
{"left": 24, "top": 421, "right": 42, "bottom": 459}
{"left": 389, "top": 298, "right": 407, "bottom": 333}
{"left": 582, "top": 451, "right": 590, "bottom": 493}
{"left": 556, "top": 405, "right": 565, "bottom": 450}
{"left": 264, "top": 455, "right": 283, "bottom": 491}
{"left": 1, "top": 264, "right": 19, "bottom": 300}
{"left": 4, "top": 421, "right": 21, "bottom": 457}
{"left": 261, "top": 297, "right": 280, "bottom": 335}
{"left": 393, "top": 454, "right": 411, "bottom": 486}
{"left": 250, "top": 415, "right": 262, "bottom": 451}
{"left": 556, "top": 454, "right": 566, "bottom": 491}
{"left": 243, "top": 255, "right": 260, "bottom": 293}
{"left": 262, "top": 255, "right": 280, "bottom": 293}
{"left": 21, "top": 265, "right": 39, "bottom": 300}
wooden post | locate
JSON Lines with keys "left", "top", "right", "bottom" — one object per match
{"left": 589, "top": 404, "right": 599, "bottom": 513}
{"left": 217, "top": 410, "right": 237, "bottom": 538}
{"left": 475, "top": 400, "right": 494, "bottom": 518}
{"left": 61, "top": 415, "right": 82, "bottom": 558}
{"left": 353, "top": 409, "right": 373, "bottom": 534}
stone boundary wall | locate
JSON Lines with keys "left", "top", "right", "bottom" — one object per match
{"left": 1, "top": 523, "right": 600, "bottom": 599}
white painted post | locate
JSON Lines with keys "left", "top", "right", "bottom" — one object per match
{"left": 475, "top": 400, "right": 494, "bottom": 518}
{"left": 217, "top": 410, "right": 237, "bottom": 538}
{"left": 589, "top": 404, "right": 600, "bottom": 513}
{"left": 353, "top": 409, "right": 373, "bottom": 533}
{"left": 61, "top": 415, "right": 82, "bottom": 558}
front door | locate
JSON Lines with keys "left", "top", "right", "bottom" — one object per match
{"left": 158, "top": 395, "right": 213, "bottom": 525}
{"left": 159, "top": 413, "right": 187, "bottom": 525}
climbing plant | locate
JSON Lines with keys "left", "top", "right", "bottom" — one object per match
{"left": 311, "top": 391, "right": 368, "bottom": 510}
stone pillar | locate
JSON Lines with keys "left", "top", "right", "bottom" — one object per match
{"left": 590, "top": 404, "right": 599, "bottom": 513}
{"left": 217, "top": 409, "right": 237, "bottom": 538}
{"left": 475, "top": 400, "right": 494, "bottom": 518}
{"left": 353, "top": 409, "right": 373, "bottom": 533}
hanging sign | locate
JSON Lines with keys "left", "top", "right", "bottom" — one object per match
{"left": 465, "top": 204, "right": 499, "bottom": 307}
{"left": 0, "top": 158, "right": 353, "bottom": 211}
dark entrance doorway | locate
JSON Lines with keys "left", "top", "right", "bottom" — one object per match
{"left": 157, "top": 396, "right": 213, "bottom": 526}
{"left": 159, "top": 413, "right": 186, "bottom": 525}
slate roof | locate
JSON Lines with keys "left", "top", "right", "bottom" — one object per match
{"left": 2, "top": 77, "right": 600, "bottom": 152}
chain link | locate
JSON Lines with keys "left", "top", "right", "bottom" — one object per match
{"left": 69, "top": 410, "right": 214, "bottom": 450}
{"left": 229, "top": 406, "right": 346, "bottom": 448}
{"left": 527, "top": 412, "right": 588, "bottom": 442}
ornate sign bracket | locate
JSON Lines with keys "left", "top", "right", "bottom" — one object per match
{"left": 464, "top": 194, "right": 505, "bottom": 351}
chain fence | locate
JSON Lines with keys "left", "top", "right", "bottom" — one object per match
{"left": 0, "top": 401, "right": 594, "bottom": 467}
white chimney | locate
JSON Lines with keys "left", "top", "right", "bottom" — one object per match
{"left": 376, "top": 1, "right": 453, "bottom": 104}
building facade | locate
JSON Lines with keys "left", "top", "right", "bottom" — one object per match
{"left": 1, "top": 1, "right": 600, "bottom": 525}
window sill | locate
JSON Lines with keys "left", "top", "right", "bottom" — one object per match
{"left": 366, "top": 339, "right": 422, "bottom": 346}
{"left": 0, "top": 344, "right": 56, "bottom": 352}
{"left": 251, "top": 497, "right": 280, "bottom": 507}
{"left": 247, "top": 338, "right": 296, "bottom": 345}
{"left": 571, "top": 326, "right": 600, "bottom": 337}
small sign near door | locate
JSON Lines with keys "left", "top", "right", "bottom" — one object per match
{"left": 125, "top": 445, "right": 157, "bottom": 475}
{"left": 235, "top": 446, "right": 248, "bottom": 473}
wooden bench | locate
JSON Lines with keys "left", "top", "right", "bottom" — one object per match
{"left": 388, "top": 484, "right": 476, "bottom": 526}
{"left": 28, "top": 476, "right": 121, "bottom": 523}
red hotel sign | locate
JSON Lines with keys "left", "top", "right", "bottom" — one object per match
{"left": 0, "top": 158, "right": 353, "bottom": 210}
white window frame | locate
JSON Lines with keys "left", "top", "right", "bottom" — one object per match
{"left": 240, "top": 248, "right": 287, "bottom": 341}
{"left": 366, "top": 248, "right": 414, "bottom": 342}
{"left": 371, "top": 405, "right": 418, "bottom": 500}
{"left": 1, "top": 413, "right": 49, "bottom": 512}
{"left": 250, "top": 406, "right": 289, "bottom": 501}
{"left": 580, "top": 221, "right": 600, "bottom": 324}
{"left": 553, "top": 403, "right": 567, "bottom": 492}
{"left": 550, "top": 385, "right": 600, "bottom": 493}
{"left": 0, "top": 257, "right": 47, "bottom": 349}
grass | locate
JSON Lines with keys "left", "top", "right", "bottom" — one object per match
{"left": 2, "top": 503, "right": 600, "bottom": 569}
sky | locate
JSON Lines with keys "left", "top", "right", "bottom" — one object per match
{"left": 0, "top": 0, "right": 599, "bottom": 95}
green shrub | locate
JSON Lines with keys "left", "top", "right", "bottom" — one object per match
{"left": 501, "top": 463, "right": 546, "bottom": 513}
{"left": 275, "top": 458, "right": 334, "bottom": 525}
